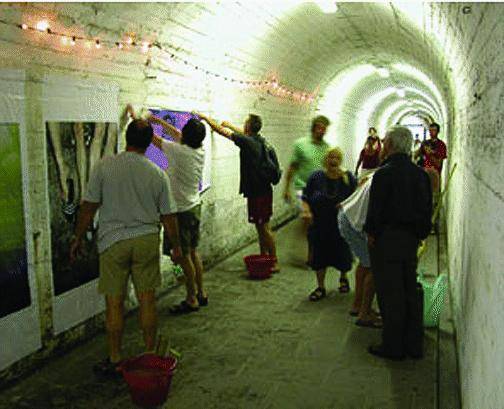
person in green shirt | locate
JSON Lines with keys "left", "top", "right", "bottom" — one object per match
{"left": 283, "top": 115, "right": 331, "bottom": 264}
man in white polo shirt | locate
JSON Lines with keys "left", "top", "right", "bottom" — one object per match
{"left": 146, "top": 111, "right": 208, "bottom": 314}
{"left": 70, "top": 119, "right": 181, "bottom": 378}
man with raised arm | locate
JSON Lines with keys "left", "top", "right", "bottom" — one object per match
{"left": 197, "top": 112, "right": 279, "bottom": 273}
{"left": 139, "top": 108, "right": 209, "bottom": 314}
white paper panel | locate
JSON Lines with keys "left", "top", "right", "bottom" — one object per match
{"left": 43, "top": 74, "right": 119, "bottom": 335}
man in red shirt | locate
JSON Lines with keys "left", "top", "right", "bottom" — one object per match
{"left": 421, "top": 123, "right": 446, "bottom": 232}
{"left": 421, "top": 123, "right": 447, "bottom": 176}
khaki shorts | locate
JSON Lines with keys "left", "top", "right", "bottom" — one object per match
{"left": 163, "top": 204, "right": 201, "bottom": 256}
{"left": 99, "top": 233, "right": 161, "bottom": 296}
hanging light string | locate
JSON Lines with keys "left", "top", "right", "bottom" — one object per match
{"left": 0, "top": 18, "right": 316, "bottom": 103}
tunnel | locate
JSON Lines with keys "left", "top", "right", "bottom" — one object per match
{"left": 0, "top": 2, "right": 502, "bottom": 408}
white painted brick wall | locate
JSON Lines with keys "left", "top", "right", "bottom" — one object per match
{"left": 431, "top": 3, "right": 504, "bottom": 408}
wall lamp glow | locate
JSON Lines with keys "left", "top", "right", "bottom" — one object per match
{"left": 316, "top": 1, "right": 338, "bottom": 13}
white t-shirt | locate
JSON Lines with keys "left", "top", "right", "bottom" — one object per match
{"left": 161, "top": 140, "right": 204, "bottom": 212}
{"left": 340, "top": 172, "right": 375, "bottom": 232}
{"left": 84, "top": 152, "right": 177, "bottom": 253}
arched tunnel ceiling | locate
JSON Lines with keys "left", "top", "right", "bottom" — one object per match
{"left": 57, "top": 1, "right": 451, "bottom": 163}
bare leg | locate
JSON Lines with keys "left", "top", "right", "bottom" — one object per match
{"left": 47, "top": 122, "right": 69, "bottom": 201}
{"left": 358, "top": 269, "right": 377, "bottom": 322}
{"left": 137, "top": 290, "right": 158, "bottom": 352}
{"left": 302, "top": 217, "right": 312, "bottom": 264}
{"left": 73, "top": 123, "right": 87, "bottom": 200}
{"left": 351, "top": 263, "right": 366, "bottom": 313}
{"left": 105, "top": 294, "right": 125, "bottom": 363}
{"left": 190, "top": 248, "right": 206, "bottom": 298}
{"left": 179, "top": 254, "right": 198, "bottom": 306}
{"left": 104, "top": 123, "right": 118, "bottom": 157}
{"left": 256, "top": 223, "right": 279, "bottom": 271}
{"left": 316, "top": 269, "right": 327, "bottom": 290}
{"left": 255, "top": 223, "right": 268, "bottom": 255}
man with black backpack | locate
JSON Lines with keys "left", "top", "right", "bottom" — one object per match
{"left": 196, "top": 112, "right": 281, "bottom": 273}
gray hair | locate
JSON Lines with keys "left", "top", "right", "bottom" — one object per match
{"left": 385, "top": 126, "right": 413, "bottom": 155}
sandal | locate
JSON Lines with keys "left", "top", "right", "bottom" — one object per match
{"left": 93, "top": 358, "right": 123, "bottom": 379}
{"left": 338, "top": 278, "right": 350, "bottom": 293}
{"left": 169, "top": 300, "right": 199, "bottom": 315}
{"left": 309, "top": 287, "right": 326, "bottom": 301}
{"left": 355, "top": 319, "right": 383, "bottom": 329}
{"left": 197, "top": 294, "right": 209, "bottom": 307}
{"left": 349, "top": 310, "right": 359, "bottom": 317}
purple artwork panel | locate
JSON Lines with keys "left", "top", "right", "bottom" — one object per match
{"left": 145, "top": 110, "right": 198, "bottom": 171}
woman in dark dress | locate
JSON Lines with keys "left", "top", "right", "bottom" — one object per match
{"left": 302, "top": 147, "right": 357, "bottom": 301}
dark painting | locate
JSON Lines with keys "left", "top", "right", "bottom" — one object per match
{"left": 46, "top": 122, "right": 118, "bottom": 296}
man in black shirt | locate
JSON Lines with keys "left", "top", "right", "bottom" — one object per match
{"left": 364, "top": 126, "right": 432, "bottom": 360}
{"left": 197, "top": 112, "right": 279, "bottom": 272}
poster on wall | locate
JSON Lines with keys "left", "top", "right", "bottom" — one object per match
{"left": 147, "top": 109, "right": 211, "bottom": 192}
{"left": 46, "top": 122, "right": 118, "bottom": 296}
{"left": 0, "top": 123, "right": 31, "bottom": 318}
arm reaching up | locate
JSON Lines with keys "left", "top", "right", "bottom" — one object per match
{"left": 221, "top": 121, "right": 244, "bottom": 135}
{"left": 195, "top": 112, "right": 233, "bottom": 139}
{"left": 147, "top": 112, "right": 182, "bottom": 142}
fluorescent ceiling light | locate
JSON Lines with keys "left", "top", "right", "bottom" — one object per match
{"left": 376, "top": 67, "right": 390, "bottom": 78}
{"left": 316, "top": 1, "right": 338, "bottom": 13}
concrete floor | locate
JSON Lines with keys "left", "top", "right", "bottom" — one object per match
{"left": 0, "top": 220, "right": 458, "bottom": 409}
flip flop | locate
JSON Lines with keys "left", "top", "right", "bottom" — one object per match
{"left": 309, "top": 287, "right": 326, "bottom": 301}
{"left": 169, "top": 300, "right": 199, "bottom": 315}
{"left": 93, "top": 358, "right": 123, "bottom": 379}
{"left": 355, "top": 319, "right": 383, "bottom": 329}
{"left": 339, "top": 278, "right": 350, "bottom": 293}
{"left": 197, "top": 294, "right": 209, "bottom": 307}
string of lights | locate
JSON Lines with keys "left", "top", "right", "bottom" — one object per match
{"left": 0, "top": 18, "right": 316, "bottom": 104}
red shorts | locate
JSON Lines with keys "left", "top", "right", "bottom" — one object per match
{"left": 247, "top": 194, "right": 273, "bottom": 225}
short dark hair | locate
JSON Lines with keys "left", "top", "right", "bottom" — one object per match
{"left": 429, "top": 122, "right": 440, "bottom": 132}
{"left": 311, "top": 115, "right": 330, "bottom": 131}
{"left": 126, "top": 119, "right": 153, "bottom": 150}
{"left": 368, "top": 127, "right": 377, "bottom": 133}
{"left": 248, "top": 114, "right": 262, "bottom": 134}
{"left": 181, "top": 118, "right": 206, "bottom": 149}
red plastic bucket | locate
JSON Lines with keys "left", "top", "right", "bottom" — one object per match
{"left": 243, "top": 255, "right": 276, "bottom": 279}
{"left": 121, "top": 353, "right": 177, "bottom": 408}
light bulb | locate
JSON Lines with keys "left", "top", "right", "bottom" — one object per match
{"left": 95, "top": 40, "right": 101, "bottom": 49}
{"left": 21, "top": 23, "right": 28, "bottom": 30}
{"left": 36, "top": 20, "right": 50, "bottom": 32}
{"left": 70, "top": 36, "right": 76, "bottom": 46}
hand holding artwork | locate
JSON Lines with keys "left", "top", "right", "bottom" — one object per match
{"left": 126, "top": 104, "right": 136, "bottom": 119}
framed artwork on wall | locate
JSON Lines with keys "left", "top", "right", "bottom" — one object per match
{"left": 46, "top": 121, "right": 118, "bottom": 296}
{"left": 0, "top": 69, "right": 41, "bottom": 371}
